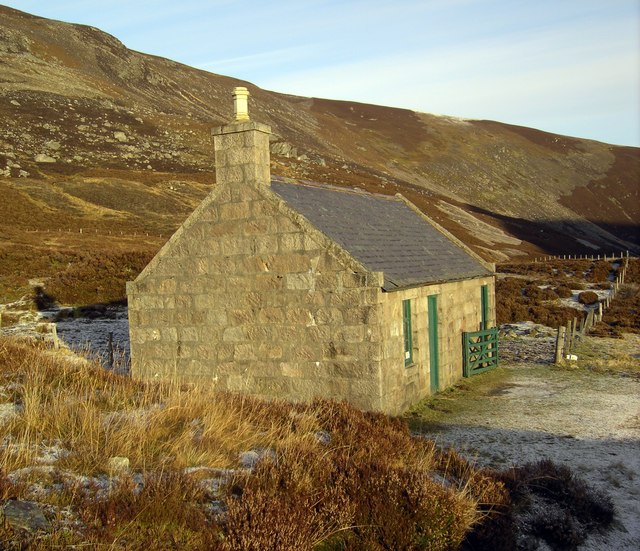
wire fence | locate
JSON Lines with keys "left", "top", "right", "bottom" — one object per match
{"left": 554, "top": 257, "right": 629, "bottom": 363}
{"left": 24, "top": 228, "right": 167, "bottom": 238}
{"left": 533, "top": 251, "right": 631, "bottom": 263}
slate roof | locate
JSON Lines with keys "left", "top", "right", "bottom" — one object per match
{"left": 271, "top": 179, "right": 491, "bottom": 291}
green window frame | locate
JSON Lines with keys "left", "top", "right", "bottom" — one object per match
{"left": 402, "top": 299, "right": 413, "bottom": 366}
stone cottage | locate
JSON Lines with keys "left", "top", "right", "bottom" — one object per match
{"left": 127, "top": 87, "right": 496, "bottom": 414}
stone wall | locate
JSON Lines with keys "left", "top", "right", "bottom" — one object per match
{"left": 378, "top": 276, "right": 495, "bottom": 413}
{"left": 127, "top": 177, "right": 387, "bottom": 411}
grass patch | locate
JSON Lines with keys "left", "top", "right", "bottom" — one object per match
{"left": 404, "top": 367, "right": 515, "bottom": 430}
{"left": 573, "top": 334, "right": 640, "bottom": 377}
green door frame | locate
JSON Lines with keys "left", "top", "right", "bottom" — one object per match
{"left": 428, "top": 295, "right": 439, "bottom": 392}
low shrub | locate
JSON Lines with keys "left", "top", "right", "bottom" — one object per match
{"left": 530, "top": 507, "right": 585, "bottom": 550}
{"left": 437, "top": 448, "right": 515, "bottom": 551}
{"left": 223, "top": 445, "right": 475, "bottom": 551}
{"left": 496, "top": 278, "right": 527, "bottom": 325}
{"left": 496, "top": 459, "right": 614, "bottom": 551}
{"left": 586, "top": 261, "right": 613, "bottom": 283}
{"left": 554, "top": 285, "right": 574, "bottom": 298}
{"left": 522, "top": 282, "right": 559, "bottom": 301}
{"left": 622, "top": 258, "right": 640, "bottom": 284}
{"left": 512, "top": 459, "right": 614, "bottom": 523}
{"left": 528, "top": 305, "right": 577, "bottom": 328}
{"left": 565, "top": 279, "right": 586, "bottom": 290}
{"left": 591, "top": 284, "right": 640, "bottom": 336}
{"left": 578, "top": 291, "right": 599, "bottom": 305}
{"left": 592, "top": 282, "right": 611, "bottom": 290}
{"left": 1, "top": 339, "right": 507, "bottom": 550}
{"left": 72, "top": 471, "right": 221, "bottom": 548}
{"left": 46, "top": 250, "right": 155, "bottom": 305}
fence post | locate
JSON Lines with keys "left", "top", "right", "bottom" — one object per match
{"left": 108, "top": 332, "right": 114, "bottom": 370}
{"left": 555, "top": 326, "right": 566, "bottom": 363}
{"left": 52, "top": 324, "right": 59, "bottom": 350}
{"left": 566, "top": 320, "right": 573, "bottom": 353}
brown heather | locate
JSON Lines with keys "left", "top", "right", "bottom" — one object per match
{"left": 0, "top": 337, "right": 510, "bottom": 549}
{"left": 496, "top": 259, "right": 639, "bottom": 330}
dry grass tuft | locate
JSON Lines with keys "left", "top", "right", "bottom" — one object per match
{"left": 0, "top": 337, "right": 509, "bottom": 549}
{"left": 0, "top": 338, "right": 318, "bottom": 475}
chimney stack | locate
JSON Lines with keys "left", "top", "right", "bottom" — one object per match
{"left": 232, "top": 86, "right": 250, "bottom": 121}
{"left": 211, "top": 87, "right": 271, "bottom": 187}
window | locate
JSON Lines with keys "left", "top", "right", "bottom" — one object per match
{"left": 402, "top": 299, "right": 413, "bottom": 366}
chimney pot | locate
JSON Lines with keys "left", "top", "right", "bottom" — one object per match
{"left": 233, "top": 86, "right": 250, "bottom": 121}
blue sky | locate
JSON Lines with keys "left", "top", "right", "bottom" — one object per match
{"left": 5, "top": 0, "right": 640, "bottom": 146}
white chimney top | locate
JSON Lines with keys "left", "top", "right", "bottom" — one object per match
{"left": 232, "top": 86, "right": 250, "bottom": 121}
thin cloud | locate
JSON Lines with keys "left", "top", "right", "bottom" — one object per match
{"left": 197, "top": 45, "right": 320, "bottom": 73}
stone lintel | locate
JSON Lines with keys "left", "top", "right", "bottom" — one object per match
{"left": 211, "top": 121, "right": 272, "bottom": 137}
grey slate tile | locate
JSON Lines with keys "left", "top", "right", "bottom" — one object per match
{"left": 271, "top": 179, "right": 490, "bottom": 290}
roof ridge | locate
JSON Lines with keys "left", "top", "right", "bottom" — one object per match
{"left": 271, "top": 177, "right": 399, "bottom": 201}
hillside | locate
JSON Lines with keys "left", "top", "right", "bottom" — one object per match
{"left": 0, "top": 5, "right": 638, "bottom": 303}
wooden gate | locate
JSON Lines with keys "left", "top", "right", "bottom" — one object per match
{"left": 463, "top": 328, "right": 499, "bottom": 377}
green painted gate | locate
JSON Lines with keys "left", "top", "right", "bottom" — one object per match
{"left": 428, "top": 295, "right": 439, "bottom": 392}
{"left": 463, "top": 327, "right": 499, "bottom": 377}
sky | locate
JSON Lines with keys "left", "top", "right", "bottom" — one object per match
{"left": 4, "top": 0, "right": 640, "bottom": 146}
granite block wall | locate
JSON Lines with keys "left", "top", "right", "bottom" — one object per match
{"left": 378, "top": 275, "right": 495, "bottom": 413}
{"left": 128, "top": 174, "right": 387, "bottom": 410}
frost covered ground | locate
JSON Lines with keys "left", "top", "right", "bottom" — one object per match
{"left": 54, "top": 306, "right": 129, "bottom": 371}
{"left": 414, "top": 325, "right": 640, "bottom": 550}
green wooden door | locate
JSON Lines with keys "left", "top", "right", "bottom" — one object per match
{"left": 481, "top": 285, "right": 489, "bottom": 330}
{"left": 428, "top": 295, "right": 439, "bottom": 392}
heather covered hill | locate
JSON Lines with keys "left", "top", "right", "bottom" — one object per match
{"left": 0, "top": 5, "right": 638, "bottom": 301}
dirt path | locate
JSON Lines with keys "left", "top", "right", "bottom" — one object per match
{"left": 410, "top": 330, "right": 640, "bottom": 550}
